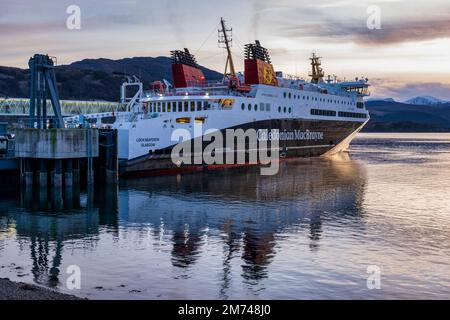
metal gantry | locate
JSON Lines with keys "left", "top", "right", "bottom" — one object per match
{"left": 28, "top": 54, "right": 64, "bottom": 128}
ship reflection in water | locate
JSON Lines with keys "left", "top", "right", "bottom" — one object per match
{"left": 1, "top": 133, "right": 450, "bottom": 299}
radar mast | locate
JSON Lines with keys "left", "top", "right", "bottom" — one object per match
{"left": 218, "top": 18, "right": 236, "bottom": 78}
{"left": 309, "top": 53, "right": 325, "bottom": 84}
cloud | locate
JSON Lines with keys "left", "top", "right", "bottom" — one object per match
{"left": 278, "top": 18, "right": 450, "bottom": 45}
{"left": 371, "top": 80, "right": 450, "bottom": 101}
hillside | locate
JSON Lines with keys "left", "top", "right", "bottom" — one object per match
{"left": 364, "top": 101, "right": 450, "bottom": 132}
{"left": 0, "top": 57, "right": 223, "bottom": 101}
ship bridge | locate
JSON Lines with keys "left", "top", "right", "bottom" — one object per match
{"left": 336, "top": 80, "right": 370, "bottom": 96}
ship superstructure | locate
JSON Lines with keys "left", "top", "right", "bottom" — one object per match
{"left": 66, "top": 18, "right": 370, "bottom": 176}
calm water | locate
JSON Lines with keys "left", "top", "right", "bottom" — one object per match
{"left": 1, "top": 133, "right": 450, "bottom": 300}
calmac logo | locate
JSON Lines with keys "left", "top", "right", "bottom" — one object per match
{"left": 263, "top": 66, "right": 274, "bottom": 84}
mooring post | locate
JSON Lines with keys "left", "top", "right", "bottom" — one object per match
{"left": 65, "top": 158, "right": 73, "bottom": 187}
{"left": 105, "top": 130, "right": 119, "bottom": 184}
{"left": 38, "top": 159, "right": 47, "bottom": 187}
{"left": 24, "top": 158, "right": 34, "bottom": 187}
{"left": 53, "top": 159, "right": 62, "bottom": 188}
{"left": 73, "top": 159, "right": 80, "bottom": 186}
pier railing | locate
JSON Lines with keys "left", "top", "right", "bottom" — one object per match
{"left": 0, "top": 98, "right": 121, "bottom": 116}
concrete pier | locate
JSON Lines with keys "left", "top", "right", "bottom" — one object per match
{"left": 65, "top": 159, "right": 73, "bottom": 187}
{"left": 15, "top": 128, "right": 99, "bottom": 191}
{"left": 38, "top": 159, "right": 47, "bottom": 187}
{"left": 53, "top": 159, "right": 62, "bottom": 188}
{"left": 24, "top": 159, "right": 34, "bottom": 187}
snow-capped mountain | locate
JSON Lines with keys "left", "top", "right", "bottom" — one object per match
{"left": 367, "top": 98, "right": 396, "bottom": 102}
{"left": 405, "top": 96, "right": 448, "bottom": 106}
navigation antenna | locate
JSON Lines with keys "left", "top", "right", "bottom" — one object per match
{"left": 309, "top": 53, "right": 325, "bottom": 84}
{"left": 218, "top": 18, "right": 236, "bottom": 78}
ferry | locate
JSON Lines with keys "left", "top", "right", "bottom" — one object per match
{"left": 66, "top": 18, "right": 370, "bottom": 177}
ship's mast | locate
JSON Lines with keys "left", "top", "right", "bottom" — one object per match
{"left": 219, "top": 18, "right": 236, "bottom": 78}
{"left": 309, "top": 53, "right": 325, "bottom": 84}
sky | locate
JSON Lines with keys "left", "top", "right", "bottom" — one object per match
{"left": 1, "top": 0, "right": 450, "bottom": 100}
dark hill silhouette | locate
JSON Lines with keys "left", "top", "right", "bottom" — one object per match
{"left": 0, "top": 56, "right": 222, "bottom": 101}
{"left": 365, "top": 101, "right": 450, "bottom": 132}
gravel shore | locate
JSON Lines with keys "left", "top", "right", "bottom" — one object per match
{"left": 0, "top": 278, "right": 84, "bottom": 300}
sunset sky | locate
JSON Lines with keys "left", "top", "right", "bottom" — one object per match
{"left": 1, "top": 0, "right": 450, "bottom": 100}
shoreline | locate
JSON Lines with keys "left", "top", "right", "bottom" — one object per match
{"left": 0, "top": 278, "right": 84, "bottom": 300}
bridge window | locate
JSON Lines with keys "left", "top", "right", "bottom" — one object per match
{"left": 184, "top": 102, "right": 188, "bottom": 112}
{"left": 190, "top": 101, "right": 195, "bottom": 112}
{"left": 197, "top": 101, "right": 202, "bottom": 111}
{"left": 157, "top": 102, "right": 161, "bottom": 112}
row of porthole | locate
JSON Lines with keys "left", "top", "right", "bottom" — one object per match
{"left": 283, "top": 92, "right": 355, "bottom": 106}
{"left": 241, "top": 103, "right": 292, "bottom": 114}
{"left": 241, "top": 103, "right": 260, "bottom": 111}
{"left": 278, "top": 106, "right": 292, "bottom": 113}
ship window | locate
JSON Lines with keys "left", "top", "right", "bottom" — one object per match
{"left": 241, "top": 103, "right": 245, "bottom": 110}
{"left": 176, "top": 117, "right": 191, "bottom": 123}
{"left": 167, "top": 102, "right": 171, "bottom": 112}
{"left": 173, "top": 102, "right": 177, "bottom": 112}
{"left": 184, "top": 101, "right": 189, "bottom": 112}
{"left": 157, "top": 102, "right": 161, "bottom": 112}
{"left": 278, "top": 106, "right": 281, "bottom": 113}
{"left": 283, "top": 107, "right": 287, "bottom": 113}
{"left": 338, "top": 111, "right": 367, "bottom": 118}
{"left": 288, "top": 93, "right": 292, "bottom": 99}
{"left": 266, "top": 103, "right": 270, "bottom": 111}
{"left": 307, "top": 96, "right": 310, "bottom": 100}
{"left": 254, "top": 104, "right": 258, "bottom": 111}
{"left": 162, "top": 102, "right": 167, "bottom": 112}
{"left": 190, "top": 101, "right": 195, "bottom": 112}
{"left": 284, "top": 92, "right": 287, "bottom": 98}
{"left": 178, "top": 102, "right": 182, "bottom": 112}
{"left": 248, "top": 104, "right": 252, "bottom": 111}
{"left": 197, "top": 101, "right": 202, "bottom": 111}
{"left": 311, "top": 109, "right": 337, "bottom": 117}
{"left": 195, "top": 117, "right": 206, "bottom": 124}
{"left": 289, "top": 107, "right": 292, "bottom": 113}
{"left": 260, "top": 103, "right": 265, "bottom": 111}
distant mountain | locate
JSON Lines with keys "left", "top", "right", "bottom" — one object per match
{"left": 404, "top": 96, "right": 448, "bottom": 106}
{"left": 364, "top": 100, "right": 450, "bottom": 132}
{"left": 367, "top": 98, "right": 396, "bottom": 103}
{"left": 0, "top": 57, "right": 223, "bottom": 101}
